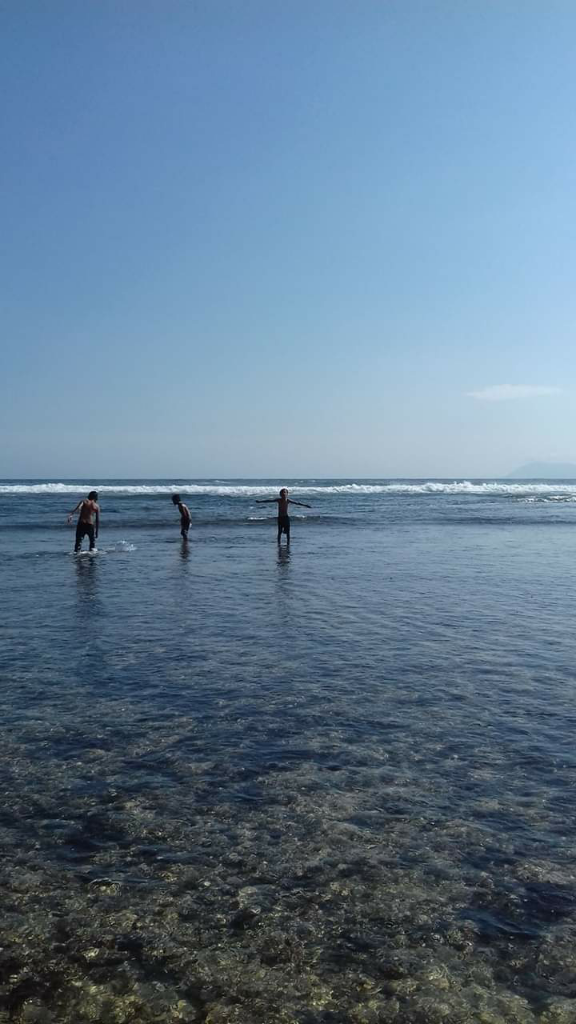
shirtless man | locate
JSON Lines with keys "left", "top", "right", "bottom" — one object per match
{"left": 172, "top": 494, "right": 191, "bottom": 540}
{"left": 256, "top": 488, "right": 311, "bottom": 544}
{"left": 68, "top": 491, "right": 100, "bottom": 552}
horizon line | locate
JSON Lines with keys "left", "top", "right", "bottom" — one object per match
{"left": 2, "top": 475, "right": 576, "bottom": 482}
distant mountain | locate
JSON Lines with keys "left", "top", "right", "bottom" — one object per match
{"left": 507, "top": 462, "right": 576, "bottom": 479}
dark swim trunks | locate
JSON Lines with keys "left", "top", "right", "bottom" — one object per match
{"left": 278, "top": 515, "right": 290, "bottom": 533}
{"left": 75, "top": 522, "right": 95, "bottom": 551}
{"left": 180, "top": 518, "right": 190, "bottom": 538}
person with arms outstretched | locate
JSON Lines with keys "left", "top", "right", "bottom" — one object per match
{"left": 68, "top": 491, "right": 100, "bottom": 552}
{"left": 172, "top": 494, "right": 191, "bottom": 540}
{"left": 256, "top": 488, "right": 311, "bottom": 544}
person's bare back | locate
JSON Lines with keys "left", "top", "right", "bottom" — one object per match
{"left": 77, "top": 499, "right": 99, "bottom": 525}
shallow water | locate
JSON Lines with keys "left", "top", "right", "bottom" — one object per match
{"left": 1, "top": 480, "right": 576, "bottom": 1023}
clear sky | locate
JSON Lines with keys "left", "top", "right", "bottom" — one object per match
{"left": 2, "top": 1, "right": 575, "bottom": 478}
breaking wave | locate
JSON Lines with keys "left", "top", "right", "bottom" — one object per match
{"left": 3, "top": 480, "right": 576, "bottom": 498}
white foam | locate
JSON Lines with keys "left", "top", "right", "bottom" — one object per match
{"left": 3, "top": 481, "right": 576, "bottom": 498}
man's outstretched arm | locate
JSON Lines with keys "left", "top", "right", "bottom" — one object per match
{"left": 288, "top": 500, "right": 311, "bottom": 508}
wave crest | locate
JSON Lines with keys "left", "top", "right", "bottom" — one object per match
{"left": 3, "top": 480, "right": 576, "bottom": 497}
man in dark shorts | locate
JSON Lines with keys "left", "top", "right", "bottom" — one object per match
{"left": 172, "top": 494, "right": 191, "bottom": 540}
{"left": 68, "top": 491, "right": 100, "bottom": 552}
{"left": 255, "top": 488, "right": 311, "bottom": 544}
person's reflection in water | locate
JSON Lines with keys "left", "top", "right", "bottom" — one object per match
{"left": 276, "top": 545, "right": 291, "bottom": 570}
{"left": 275, "top": 539, "right": 293, "bottom": 622}
{"left": 74, "top": 554, "right": 102, "bottom": 621}
{"left": 179, "top": 538, "right": 191, "bottom": 563}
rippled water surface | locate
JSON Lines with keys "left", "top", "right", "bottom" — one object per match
{"left": 1, "top": 480, "right": 576, "bottom": 1023}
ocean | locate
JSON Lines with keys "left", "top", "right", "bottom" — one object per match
{"left": 1, "top": 479, "right": 576, "bottom": 1024}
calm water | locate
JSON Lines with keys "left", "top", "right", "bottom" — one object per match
{"left": 1, "top": 479, "right": 576, "bottom": 1024}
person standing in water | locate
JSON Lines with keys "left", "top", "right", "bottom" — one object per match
{"left": 172, "top": 494, "right": 191, "bottom": 540}
{"left": 256, "top": 488, "right": 311, "bottom": 544}
{"left": 68, "top": 491, "right": 100, "bottom": 552}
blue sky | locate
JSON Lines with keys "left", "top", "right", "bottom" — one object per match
{"left": 2, "top": 1, "right": 575, "bottom": 478}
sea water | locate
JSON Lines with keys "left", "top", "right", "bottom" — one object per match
{"left": 1, "top": 479, "right": 575, "bottom": 1023}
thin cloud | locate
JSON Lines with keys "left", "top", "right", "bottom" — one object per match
{"left": 467, "top": 384, "right": 562, "bottom": 401}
